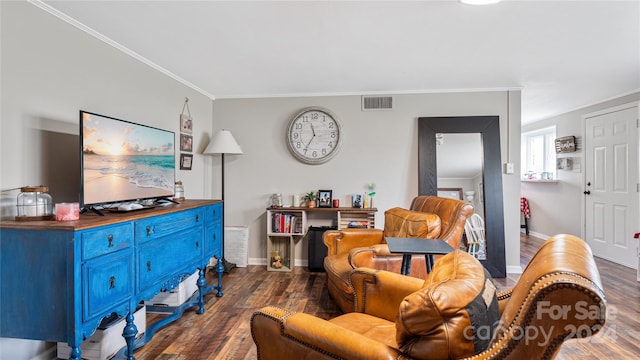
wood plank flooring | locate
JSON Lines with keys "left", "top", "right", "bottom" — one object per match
{"left": 133, "top": 235, "right": 640, "bottom": 359}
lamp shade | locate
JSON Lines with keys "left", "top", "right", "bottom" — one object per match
{"left": 203, "top": 130, "right": 243, "bottom": 155}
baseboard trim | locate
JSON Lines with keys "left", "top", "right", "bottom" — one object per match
{"left": 507, "top": 265, "right": 523, "bottom": 274}
{"left": 524, "top": 230, "right": 550, "bottom": 240}
{"left": 249, "top": 258, "right": 266, "bottom": 266}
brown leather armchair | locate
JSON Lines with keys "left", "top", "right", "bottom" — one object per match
{"left": 323, "top": 195, "right": 474, "bottom": 312}
{"left": 251, "top": 234, "right": 606, "bottom": 360}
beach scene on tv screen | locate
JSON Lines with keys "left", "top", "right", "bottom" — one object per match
{"left": 82, "top": 112, "right": 174, "bottom": 205}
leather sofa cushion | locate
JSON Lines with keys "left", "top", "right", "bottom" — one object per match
{"left": 382, "top": 207, "right": 441, "bottom": 240}
{"left": 395, "top": 250, "right": 500, "bottom": 360}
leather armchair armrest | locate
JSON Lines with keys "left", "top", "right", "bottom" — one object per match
{"left": 355, "top": 243, "right": 394, "bottom": 257}
{"left": 349, "top": 244, "right": 398, "bottom": 269}
{"left": 350, "top": 267, "right": 424, "bottom": 322}
{"left": 349, "top": 244, "right": 429, "bottom": 279}
{"left": 323, "top": 229, "right": 384, "bottom": 256}
{"left": 485, "top": 272, "right": 606, "bottom": 360}
{"left": 251, "top": 306, "right": 404, "bottom": 360}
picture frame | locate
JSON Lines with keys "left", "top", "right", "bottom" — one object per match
{"left": 437, "top": 187, "right": 463, "bottom": 200}
{"left": 554, "top": 135, "right": 576, "bottom": 153}
{"left": 318, "top": 190, "right": 332, "bottom": 208}
{"left": 556, "top": 157, "right": 573, "bottom": 171}
{"left": 180, "top": 114, "right": 193, "bottom": 134}
{"left": 180, "top": 134, "right": 193, "bottom": 152}
{"left": 180, "top": 153, "right": 193, "bottom": 170}
{"left": 352, "top": 193, "right": 363, "bottom": 208}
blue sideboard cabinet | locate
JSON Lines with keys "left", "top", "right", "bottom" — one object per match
{"left": 0, "top": 199, "right": 223, "bottom": 360}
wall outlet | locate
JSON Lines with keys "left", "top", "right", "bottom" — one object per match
{"left": 504, "top": 163, "right": 514, "bottom": 174}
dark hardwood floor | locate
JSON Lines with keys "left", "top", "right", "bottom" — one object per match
{"left": 133, "top": 235, "right": 640, "bottom": 359}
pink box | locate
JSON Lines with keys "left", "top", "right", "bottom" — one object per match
{"left": 55, "top": 202, "right": 80, "bottom": 221}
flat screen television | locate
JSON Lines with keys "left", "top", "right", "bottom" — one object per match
{"left": 80, "top": 110, "right": 175, "bottom": 212}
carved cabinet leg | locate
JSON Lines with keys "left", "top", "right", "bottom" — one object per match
{"left": 123, "top": 312, "right": 138, "bottom": 360}
{"left": 70, "top": 345, "right": 82, "bottom": 360}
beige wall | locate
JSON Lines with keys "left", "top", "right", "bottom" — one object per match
{"left": 211, "top": 91, "right": 522, "bottom": 272}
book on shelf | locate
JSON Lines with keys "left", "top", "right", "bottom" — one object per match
{"left": 272, "top": 213, "right": 296, "bottom": 233}
{"left": 347, "top": 220, "right": 369, "bottom": 228}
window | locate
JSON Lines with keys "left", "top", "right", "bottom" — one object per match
{"left": 521, "top": 126, "right": 556, "bottom": 180}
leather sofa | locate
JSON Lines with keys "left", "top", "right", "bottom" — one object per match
{"left": 251, "top": 234, "right": 606, "bottom": 359}
{"left": 323, "top": 196, "right": 473, "bottom": 312}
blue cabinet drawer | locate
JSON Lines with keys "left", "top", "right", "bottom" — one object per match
{"left": 135, "top": 208, "right": 203, "bottom": 244}
{"left": 205, "top": 222, "right": 222, "bottom": 259}
{"left": 137, "top": 227, "right": 203, "bottom": 291}
{"left": 204, "top": 203, "right": 222, "bottom": 258}
{"left": 82, "top": 223, "right": 133, "bottom": 260}
{"left": 204, "top": 203, "right": 222, "bottom": 225}
{"left": 83, "top": 251, "right": 132, "bottom": 321}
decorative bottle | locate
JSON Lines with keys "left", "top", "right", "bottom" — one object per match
{"left": 174, "top": 181, "right": 185, "bottom": 200}
{"left": 16, "top": 186, "right": 54, "bottom": 221}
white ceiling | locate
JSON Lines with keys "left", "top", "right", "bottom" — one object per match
{"left": 38, "top": 0, "right": 639, "bottom": 124}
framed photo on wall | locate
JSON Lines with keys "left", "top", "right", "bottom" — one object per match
{"left": 180, "top": 134, "right": 193, "bottom": 152}
{"left": 180, "top": 153, "right": 193, "bottom": 170}
{"left": 180, "top": 114, "right": 193, "bottom": 134}
{"left": 437, "top": 188, "right": 463, "bottom": 200}
{"left": 318, "top": 190, "right": 332, "bottom": 208}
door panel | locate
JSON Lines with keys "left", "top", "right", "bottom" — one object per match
{"left": 613, "top": 144, "right": 628, "bottom": 191}
{"left": 593, "top": 203, "right": 605, "bottom": 244}
{"left": 613, "top": 205, "right": 626, "bottom": 247}
{"left": 585, "top": 104, "right": 638, "bottom": 268}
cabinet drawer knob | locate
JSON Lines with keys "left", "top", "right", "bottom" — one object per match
{"left": 195, "top": 241, "right": 199, "bottom": 248}
{"left": 109, "top": 276, "right": 115, "bottom": 289}
{"left": 146, "top": 261, "right": 152, "bottom": 272}
{"left": 146, "top": 225, "right": 152, "bottom": 236}
{"left": 195, "top": 214, "right": 199, "bottom": 222}
{"left": 107, "top": 234, "right": 114, "bottom": 247}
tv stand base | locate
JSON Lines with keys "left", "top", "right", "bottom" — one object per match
{"left": 155, "top": 197, "right": 180, "bottom": 205}
{"left": 80, "top": 206, "right": 104, "bottom": 216}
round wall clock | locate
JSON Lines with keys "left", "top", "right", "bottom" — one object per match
{"left": 286, "top": 107, "right": 343, "bottom": 165}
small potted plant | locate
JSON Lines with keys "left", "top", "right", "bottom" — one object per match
{"left": 368, "top": 183, "right": 376, "bottom": 208}
{"left": 305, "top": 191, "right": 317, "bottom": 208}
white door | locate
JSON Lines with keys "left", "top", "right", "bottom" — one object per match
{"left": 584, "top": 103, "right": 639, "bottom": 269}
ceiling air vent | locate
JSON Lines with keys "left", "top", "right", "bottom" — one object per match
{"left": 362, "top": 96, "right": 393, "bottom": 111}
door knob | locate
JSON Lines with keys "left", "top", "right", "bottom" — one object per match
{"left": 583, "top": 190, "right": 591, "bottom": 195}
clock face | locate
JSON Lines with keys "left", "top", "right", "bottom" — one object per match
{"left": 287, "top": 107, "right": 343, "bottom": 164}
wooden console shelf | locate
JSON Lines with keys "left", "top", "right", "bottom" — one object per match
{"left": 265, "top": 207, "right": 377, "bottom": 272}
{"left": 0, "top": 199, "right": 223, "bottom": 360}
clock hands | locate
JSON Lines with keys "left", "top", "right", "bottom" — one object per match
{"left": 304, "top": 124, "right": 316, "bottom": 152}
